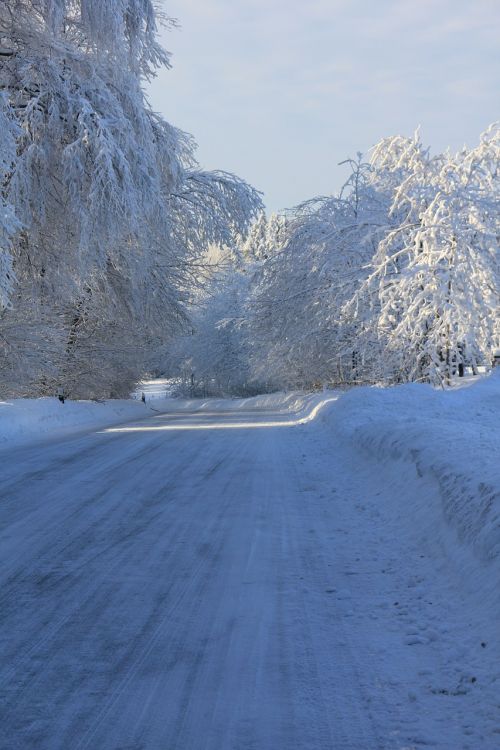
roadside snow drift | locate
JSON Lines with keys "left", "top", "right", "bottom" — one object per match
{"left": 0, "top": 397, "right": 165, "bottom": 451}
{"left": 0, "top": 390, "right": 320, "bottom": 452}
{"left": 327, "top": 372, "right": 500, "bottom": 611}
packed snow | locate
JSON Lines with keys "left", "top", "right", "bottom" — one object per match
{"left": 0, "top": 373, "right": 499, "bottom": 748}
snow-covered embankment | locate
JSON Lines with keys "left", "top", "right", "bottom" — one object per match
{"left": 0, "top": 389, "right": 320, "bottom": 453}
{"left": 323, "top": 372, "right": 500, "bottom": 611}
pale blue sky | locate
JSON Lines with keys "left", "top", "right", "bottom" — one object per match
{"left": 148, "top": 0, "right": 500, "bottom": 211}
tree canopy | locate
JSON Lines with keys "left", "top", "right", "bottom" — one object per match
{"left": 0, "top": 0, "right": 262, "bottom": 397}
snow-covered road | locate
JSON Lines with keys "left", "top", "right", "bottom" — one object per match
{"left": 1, "top": 397, "right": 498, "bottom": 749}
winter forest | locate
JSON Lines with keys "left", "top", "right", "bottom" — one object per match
{"left": 2, "top": 4, "right": 500, "bottom": 748}
{"left": 1, "top": 1, "right": 499, "bottom": 400}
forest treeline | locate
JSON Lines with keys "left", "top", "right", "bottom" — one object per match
{"left": 174, "top": 128, "right": 499, "bottom": 394}
{"left": 1, "top": 2, "right": 498, "bottom": 399}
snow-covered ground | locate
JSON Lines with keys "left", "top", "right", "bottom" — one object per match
{"left": 0, "top": 374, "right": 499, "bottom": 748}
{"left": 318, "top": 372, "right": 500, "bottom": 747}
{"left": 328, "top": 373, "right": 500, "bottom": 611}
{"left": 0, "top": 388, "right": 320, "bottom": 452}
{"left": 0, "top": 395, "right": 164, "bottom": 451}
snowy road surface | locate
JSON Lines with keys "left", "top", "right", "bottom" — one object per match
{"left": 0, "top": 397, "right": 498, "bottom": 749}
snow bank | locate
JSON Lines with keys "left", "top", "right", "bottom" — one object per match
{"left": 0, "top": 397, "right": 169, "bottom": 452}
{"left": 201, "top": 391, "right": 320, "bottom": 413}
{"left": 324, "top": 372, "right": 500, "bottom": 607}
{"left": 0, "top": 390, "right": 318, "bottom": 453}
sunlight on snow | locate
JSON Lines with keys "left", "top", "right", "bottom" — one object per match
{"left": 102, "top": 397, "right": 339, "bottom": 433}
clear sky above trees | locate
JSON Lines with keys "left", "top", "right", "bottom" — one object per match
{"left": 148, "top": 0, "right": 500, "bottom": 211}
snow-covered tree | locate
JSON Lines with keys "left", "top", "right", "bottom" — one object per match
{"left": 207, "top": 128, "right": 498, "bottom": 392}
{"left": 245, "top": 156, "right": 388, "bottom": 388}
{"left": 355, "top": 125, "right": 500, "bottom": 384}
{"left": 0, "top": 0, "right": 262, "bottom": 398}
{"left": 170, "top": 268, "right": 258, "bottom": 397}
{"left": 0, "top": 92, "right": 20, "bottom": 310}
{"left": 241, "top": 211, "right": 287, "bottom": 262}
